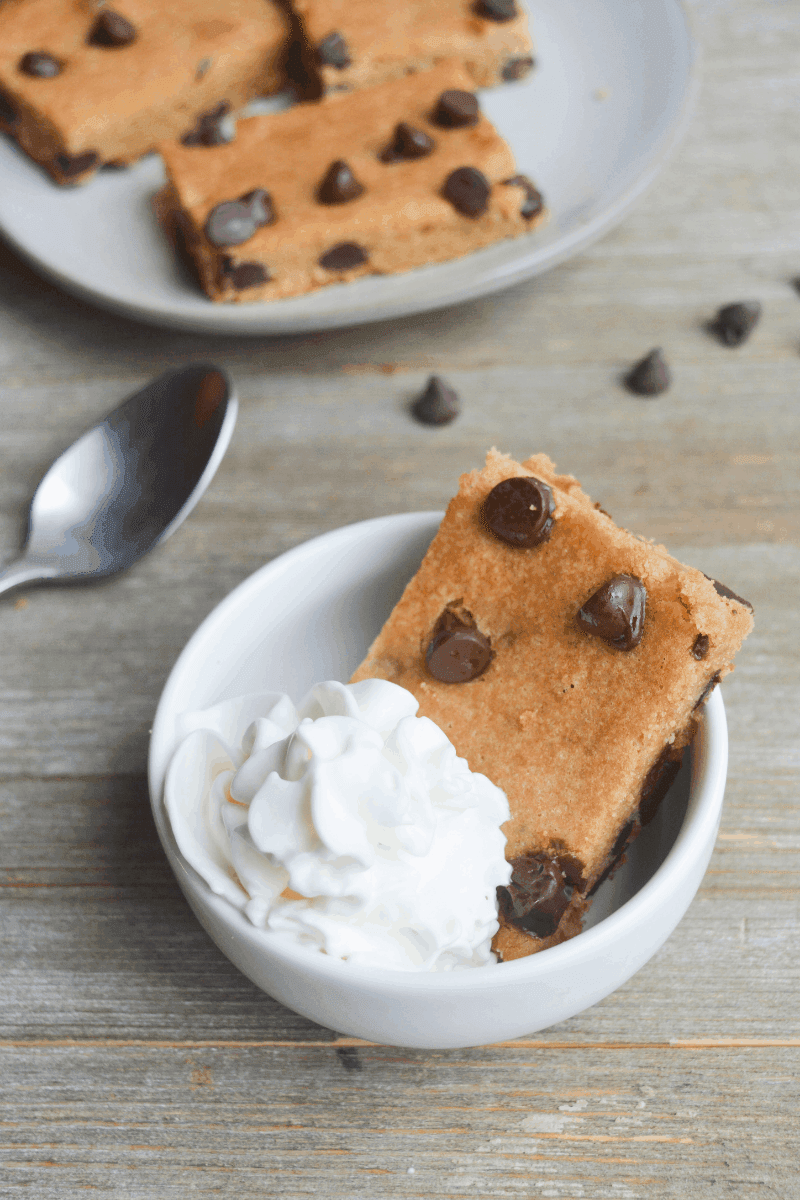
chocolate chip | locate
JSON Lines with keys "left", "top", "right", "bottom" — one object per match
{"left": 638, "top": 746, "right": 684, "bottom": 825}
{"left": 195, "top": 57, "right": 212, "bottom": 80}
{"left": 317, "top": 160, "right": 364, "bottom": 205}
{"left": 241, "top": 188, "right": 276, "bottom": 228}
{"left": 317, "top": 32, "right": 351, "bottom": 69}
{"left": 88, "top": 10, "right": 137, "bottom": 47}
{"left": 502, "top": 56, "right": 534, "bottom": 81}
{"left": 712, "top": 301, "right": 761, "bottom": 347}
{"left": 433, "top": 89, "right": 480, "bottom": 128}
{"left": 204, "top": 201, "right": 257, "bottom": 247}
{"left": 694, "top": 671, "right": 722, "bottom": 711}
{"left": 577, "top": 574, "right": 646, "bottom": 651}
{"left": 319, "top": 242, "right": 368, "bottom": 271}
{"left": 181, "top": 102, "right": 234, "bottom": 147}
{"left": 692, "top": 633, "right": 710, "bottom": 660}
{"left": 505, "top": 174, "right": 544, "bottom": 220}
{"left": 426, "top": 610, "right": 493, "bottom": 684}
{"left": 476, "top": 0, "right": 518, "bottom": 21}
{"left": 443, "top": 166, "right": 490, "bottom": 218}
{"left": 706, "top": 575, "right": 753, "bottom": 612}
{"left": 19, "top": 52, "right": 62, "bottom": 78}
{"left": 624, "top": 348, "right": 671, "bottom": 396}
{"left": 55, "top": 150, "right": 99, "bottom": 178}
{"left": 221, "top": 258, "right": 269, "bottom": 290}
{"left": 380, "top": 122, "right": 435, "bottom": 163}
{"left": 0, "top": 92, "right": 17, "bottom": 126}
{"left": 497, "top": 853, "right": 572, "bottom": 939}
{"left": 411, "top": 376, "right": 460, "bottom": 426}
{"left": 482, "top": 476, "right": 555, "bottom": 549}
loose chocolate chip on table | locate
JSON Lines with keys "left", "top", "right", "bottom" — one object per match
{"left": 712, "top": 300, "right": 761, "bottom": 347}
{"left": 0, "top": 92, "right": 17, "bottom": 126}
{"left": 317, "top": 31, "right": 351, "bottom": 69}
{"left": 319, "top": 242, "right": 368, "bottom": 271}
{"left": 317, "top": 159, "right": 364, "bottom": 205}
{"left": 433, "top": 89, "right": 480, "bottom": 128}
{"left": 442, "top": 166, "right": 490, "bottom": 218}
{"left": 476, "top": 0, "right": 518, "bottom": 21}
{"left": 692, "top": 633, "right": 710, "bottom": 660}
{"left": 502, "top": 56, "right": 534, "bottom": 81}
{"left": 55, "top": 150, "right": 99, "bottom": 178}
{"left": 694, "top": 671, "right": 722, "bottom": 711}
{"left": 705, "top": 574, "right": 754, "bottom": 612}
{"left": 380, "top": 122, "right": 435, "bottom": 162}
{"left": 482, "top": 476, "right": 555, "bottom": 548}
{"left": 426, "top": 610, "right": 493, "bottom": 684}
{"left": 204, "top": 201, "right": 258, "bottom": 248}
{"left": 19, "top": 52, "right": 62, "bottom": 78}
{"left": 624, "top": 347, "right": 671, "bottom": 396}
{"left": 182, "top": 102, "right": 234, "bottom": 147}
{"left": 88, "top": 10, "right": 137, "bottom": 47}
{"left": 504, "top": 173, "right": 544, "bottom": 220}
{"left": 221, "top": 258, "right": 269, "bottom": 290}
{"left": 577, "top": 574, "right": 646, "bottom": 651}
{"left": 497, "top": 853, "right": 572, "bottom": 939}
{"left": 411, "top": 375, "right": 460, "bottom": 426}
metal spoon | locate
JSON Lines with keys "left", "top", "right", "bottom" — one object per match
{"left": 0, "top": 363, "right": 237, "bottom": 599}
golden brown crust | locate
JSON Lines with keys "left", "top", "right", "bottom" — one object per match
{"left": 352, "top": 450, "right": 754, "bottom": 957}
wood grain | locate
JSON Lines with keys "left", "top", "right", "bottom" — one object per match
{"left": 0, "top": 0, "right": 798, "bottom": 1194}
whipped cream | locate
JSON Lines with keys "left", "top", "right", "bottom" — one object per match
{"left": 165, "top": 679, "right": 511, "bottom": 971}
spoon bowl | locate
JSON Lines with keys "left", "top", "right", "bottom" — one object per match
{"left": 0, "top": 364, "right": 237, "bottom": 597}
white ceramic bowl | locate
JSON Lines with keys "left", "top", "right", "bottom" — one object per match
{"left": 148, "top": 513, "right": 728, "bottom": 1049}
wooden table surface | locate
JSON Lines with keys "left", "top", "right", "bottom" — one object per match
{"left": 1, "top": 1, "right": 798, "bottom": 1196}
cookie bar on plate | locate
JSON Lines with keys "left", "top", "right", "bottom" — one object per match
{"left": 159, "top": 60, "right": 546, "bottom": 302}
{"left": 292, "top": 0, "right": 534, "bottom": 96}
{"left": 351, "top": 450, "right": 754, "bottom": 961}
{"left": 0, "top": 0, "right": 290, "bottom": 184}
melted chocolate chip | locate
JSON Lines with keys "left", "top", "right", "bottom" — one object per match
{"left": 639, "top": 746, "right": 684, "bottom": 825}
{"left": 411, "top": 375, "right": 460, "bottom": 426}
{"left": 476, "top": 0, "right": 518, "bottom": 21}
{"left": 204, "top": 201, "right": 257, "bottom": 247}
{"left": 706, "top": 575, "right": 753, "bottom": 612}
{"left": 55, "top": 150, "right": 99, "bottom": 178}
{"left": 692, "top": 633, "right": 710, "bottom": 660}
{"left": 433, "top": 89, "right": 480, "bottom": 128}
{"left": 221, "top": 258, "right": 269, "bottom": 289}
{"left": 425, "top": 610, "right": 493, "bottom": 684}
{"left": 181, "top": 102, "right": 234, "bottom": 147}
{"left": 713, "top": 301, "right": 761, "bottom": 347}
{"left": 504, "top": 174, "right": 544, "bottom": 220}
{"left": 241, "top": 188, "right": 276, "bottom": 228}
{"left": 317, "top": 32, "right": 351, "bottom": 69}
{"left": 317, "top": 159, "right": 364, "bottom": 205}
{"left": 319, "top": 242, "right": 368, "bottom": 271}
{"left": 625, "top": 348, "right": 671, "bottom": 396}
{"left": 19, "top": 52, "right": 62, "bottom": 78}
{"left": 442, "top": 166, "right": 490, "bottom": 218}
{"left": 482, "top": 476, "right": 555, "bottom": 549}
{"left": 0, "top": 92, "right": 17, "bottom": 126}
{"left": 577, "top": 575, "right": 646, "bottom": 651}
{"left": 380, "top": 122, "right": 435, "bottom": 163}
{"left": 88, "top": 10, "right": 137, "bottom": 47}
{"left": 502, "top": 56, "right": 534, "bottom": 81}
{"left": 694, "top": 671, "right": 722, "bottom": 711}
{"left": 497, "top": 853, "right": 572, "bottom": 939}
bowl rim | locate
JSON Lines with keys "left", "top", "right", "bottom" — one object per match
{"left": 148, "top": 510, "right": 728, "bottom": 994}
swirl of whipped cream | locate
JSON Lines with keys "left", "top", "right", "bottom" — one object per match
{"left": 164, "top": 679, "right": 511, "bottom": 971}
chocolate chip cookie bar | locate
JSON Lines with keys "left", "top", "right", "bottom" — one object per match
{"left": 351, "top": 450, "right": 754, "bottom": 961}
{"left": 292, "top": 0, "right": 534, "bottom": 96}
{"left": 0, "top": 0, "right": 290, "bottom": 184}
{"left": 159, "top": 60, "right": 546, "bottom": 302}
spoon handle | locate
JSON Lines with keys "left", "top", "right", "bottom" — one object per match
{"left": 0, "top": 558, "right": 58, "bottom": 599}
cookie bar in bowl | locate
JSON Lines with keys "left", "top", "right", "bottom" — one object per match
{"left": 351, "top": 451, "right": 754, "bottom": 961}
{"left": 0, "top": 0, "right": 290, "bottom": 184}
{"left": 159, "top": 59, "right": 546, "bottom": 302}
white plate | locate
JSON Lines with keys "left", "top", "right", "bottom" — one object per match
{"left": 0, "top": 0, "right": 698, "bottom": 335}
